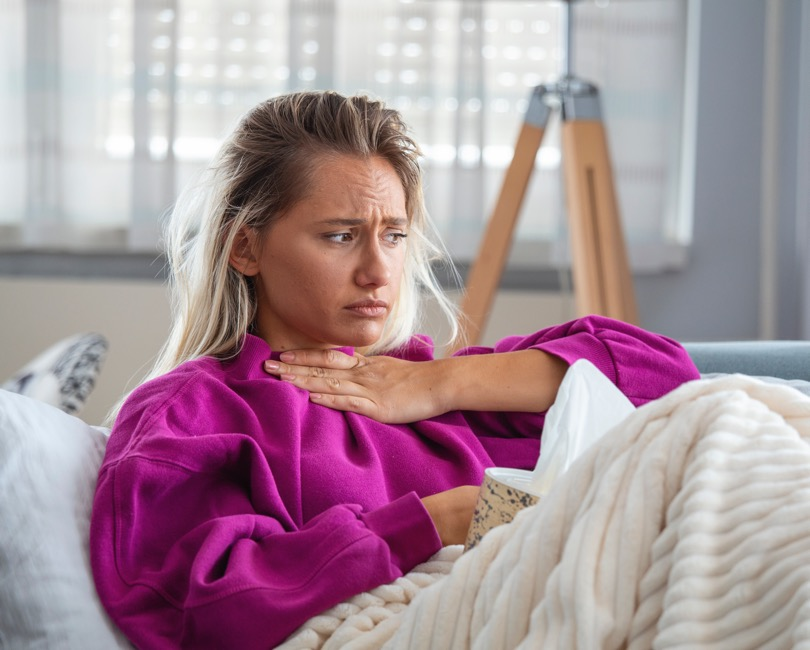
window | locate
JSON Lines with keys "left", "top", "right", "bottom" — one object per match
{"left": 0, "top": 0, "right": 687, "bottom": 270}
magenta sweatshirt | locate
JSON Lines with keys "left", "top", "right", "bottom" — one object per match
{"left": 90, "top": 316, "right": 699, "bottom": 648}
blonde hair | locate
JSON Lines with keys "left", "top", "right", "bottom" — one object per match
{"left": 109, "top": 91, "right": 459, "bottom": 423}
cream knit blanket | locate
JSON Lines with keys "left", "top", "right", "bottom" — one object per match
{"left": 281, "top": 375, "right": 810, "bottom": 649}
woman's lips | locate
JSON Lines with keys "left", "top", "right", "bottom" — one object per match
{"left": 345, "top": 300, "right": 389, "bottom": 317}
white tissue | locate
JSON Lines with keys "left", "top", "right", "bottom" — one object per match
{"left": 529, "top": 359, "right": 635, "bottom": 495}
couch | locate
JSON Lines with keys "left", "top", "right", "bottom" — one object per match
{"left": 683, "top": 340, "right": 810, "bottom": 382}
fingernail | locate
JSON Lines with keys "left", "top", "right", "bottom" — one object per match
{"left": 264, "top": 361, "right": 279, "bottom": 371}
{"left": 280, "top": 352, "right": 295, "bottom": 362}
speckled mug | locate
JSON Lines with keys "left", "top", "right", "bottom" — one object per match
{"left": 464, "top": 467, "right": 542, "bottom": 551}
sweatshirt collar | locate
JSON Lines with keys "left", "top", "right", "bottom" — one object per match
{"left": 230, "top": 334, "right": 356, "bottom": 377}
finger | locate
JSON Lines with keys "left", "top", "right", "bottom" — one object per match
{"left": 264, "top": 361, "right": 351, "bottom": 382}
{"left": 309, "top": 392, "right": 378, "bottom": 418}
{"left": 263, "top": 359, "right": 312, "bottom": 377}
{"left": 264, "top": 352, "right": 365, "bottom": 378}
{"left": 279, "top": 348, "right": 358, "bottom": 370}
{"left": 280, "top": 372, "right": 364, "bottom": 396}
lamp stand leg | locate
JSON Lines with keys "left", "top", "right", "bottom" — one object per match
{"left": 561, "top": 95, "right": 638, "bottom": 324}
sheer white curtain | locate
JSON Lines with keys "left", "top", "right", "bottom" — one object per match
{"left": 0, "top": 0, "right": 687, "bottom": 263}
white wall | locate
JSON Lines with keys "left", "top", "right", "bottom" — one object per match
{"left": 0, "top": 278, "right": 171, "bottom": 425}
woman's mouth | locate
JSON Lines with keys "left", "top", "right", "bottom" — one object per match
{"left": 345, "top": 300, "right": 389, "bottom": 318}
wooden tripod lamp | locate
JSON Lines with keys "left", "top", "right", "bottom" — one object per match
{"left": 452, "top": 0, "right": 638, "bottom": 352}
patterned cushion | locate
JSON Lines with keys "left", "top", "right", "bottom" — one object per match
{"left": 1, "top": 333, "right": 108, "bottom": 415}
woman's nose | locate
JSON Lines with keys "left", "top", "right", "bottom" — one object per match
{"left": 354, "top": 241, "right": 391, "bottom": 288}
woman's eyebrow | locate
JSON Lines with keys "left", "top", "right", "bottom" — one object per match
{"left": 315, "top": 217, "right": 408, "bottom": 228}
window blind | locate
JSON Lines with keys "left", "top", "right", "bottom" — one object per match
{"left": 0, "top": 0, "right": 687, "bottom": 267}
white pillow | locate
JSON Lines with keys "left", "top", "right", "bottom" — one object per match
{"left": 0, "top": 389, "right": 131, "bottom": 649}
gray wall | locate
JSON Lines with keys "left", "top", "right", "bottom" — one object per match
{"left": 636, "top": 0, "right": 809, "bottom": 342}
{"left": 777, "top": 0, "right": 810, "bottom": 340}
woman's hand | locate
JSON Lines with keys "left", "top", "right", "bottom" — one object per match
{"left": 264, "top": 347, "right": 567, "bottom": 423}
{"left": 264, "top": 349, "right": 449, "bottom": 423}
{"left": 421, "top": 485, "right": 480, "bottom": 547}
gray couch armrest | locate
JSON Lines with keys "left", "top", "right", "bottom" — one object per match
{"left": 683, "top": 341, "right": 810, "bottom": 382}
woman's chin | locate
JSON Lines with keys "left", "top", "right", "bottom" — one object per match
{"left": 255, "top": 321, "right": 384, "bottom": 351}
{"left": 336, "top": 326, "right": 385, "bottom": 349}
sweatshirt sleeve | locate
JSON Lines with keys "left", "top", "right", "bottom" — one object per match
{"left": 90, "top": 384, "right": 441, "bottom": 649}
{"left": 456, "top": 315, "right": 700, "bottom": 446}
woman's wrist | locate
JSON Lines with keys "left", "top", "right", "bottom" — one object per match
{"left": 433, "top": 356, "right": 463, "bottom": 415}
{"left": 436, "top": 350, "right": 568, "bottom": 414}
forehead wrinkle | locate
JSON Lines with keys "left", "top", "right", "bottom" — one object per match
{"left": 302, "top": 155, "right": 408, "bottom": 225}
{"left": 315, "top": 216, "right": 408, "bottom": 228}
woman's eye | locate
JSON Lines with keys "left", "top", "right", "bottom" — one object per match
{"left": 384, "top": 231, "right": 408, "bottom": 245}
{"left": 326, "top": 232, "right": 353, "bottom": 243}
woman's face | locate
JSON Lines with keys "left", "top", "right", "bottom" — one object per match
{"left": 234, "top": 154, "right": 409, "bottom": 351}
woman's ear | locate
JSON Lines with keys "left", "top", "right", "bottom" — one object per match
{"left": 229, "top": 227, "right": 261, "bottom": 277}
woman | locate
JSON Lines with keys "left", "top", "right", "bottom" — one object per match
{"left": 90, "top": 90, "right": 699, "bottom": 649}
